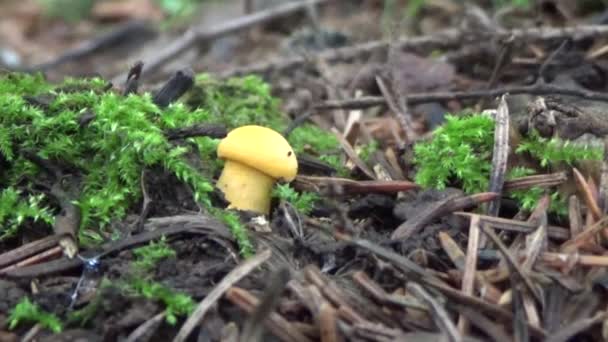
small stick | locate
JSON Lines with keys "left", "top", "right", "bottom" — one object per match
{"left": 407, "top": 283, "right": 462, "bottom": 342}
{"left": 478, "top": 223, "right": 542, "bottom": 304}
{"left": 125, "top": 311, "right": 166, "bottom": 342}
{"left": 599, "top": 137, "right": 608, "bottom": 213}
{"left": 316, "top": 83, "right": 608, "bottom": 111}
{"left": 560, "top": 216, "right": 608, "bottom": 252}
{"left": 572, "top": 168, "right": 601, "bottom": 220}
{"left": 319, "top": 302, "right": 340, "bottom": 342}
{"left": 331, "top": 128, "right": 376, "bottom": 179}
{"left": 375, "top": 76, "right": 415, "bottom": 142}
{"left": 226, "top": 287, "right": 314, "bottom": 342}
{"left": 241, "top": 267, "right": 291, "bottom": 342}
{"left": 568, "top": 196, "right": 584, "bottom": 238}
{"left": 545, "top": 311, "right": 607, "bottom": 342}
{"left": 456, "top": 212, "right": 570, "bottom": 240}
{"left": 172, "top": 249, "right": 272, "bottom": 342}
{"left": 0, "top": 246, "right": 63, "bottom": 273}
{"left": 503, "top": 172, "right": 567, "bottom": 191}
{"left": 458, "top": 215, "right": 481, "bottom": 334}
{"left": 391, "top": 193, "right": 497, "bottom": 240}
{"left": 0, "top": 235, "right": 63, "bottom": 269}
{"left": 487, "top": 95, "right": 510, "bottom": 217}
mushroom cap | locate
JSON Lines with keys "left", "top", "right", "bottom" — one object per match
{"left": 217, "top": 125, "right": 298, "bottom": 181}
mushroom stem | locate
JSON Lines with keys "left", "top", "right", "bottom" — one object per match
{"left": 217, "top": 160, "right": 276, "bottom": 214}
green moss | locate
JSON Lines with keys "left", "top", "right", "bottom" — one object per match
{"left": 125, "top": 279, "right": 196, "bottom": 325}
{"left": 272, "top": 184, "right": 319, "bottom": 215}
{"left": 0, "top": 187, "right": 54, "bottom": 241}
{"left": 8, "top": 298, "right": 63, "bottom": 333}
{"left": 132, "top": 236, "right": 177, "bottom": 272}
{"left": 287, "top": 123, "right": 348, "bottom": 175}
{"left": 413, "top": 113, "right": 601, "bottom": 214}
{"left": 358, "top": 139, "right": 380, "bottom": 164}
{"left": 0, "top": 72, "right": 265, "bottom": 254}
{"left": 414, "top": 114, "right": 495, "bottom": 193}
{"left": 211, "top": 208, "right": 254, "bottom": 257}
{"left": 185, "top": 74, "right": 287, "bottom": 131}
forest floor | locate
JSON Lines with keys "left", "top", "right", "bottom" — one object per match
{"left": 3, "top": 0, "right": 608, "bottom": 341}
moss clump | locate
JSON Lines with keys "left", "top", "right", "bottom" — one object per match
{"left": 414, "top": 114, "right": 495, "bottom": 193}
{"left": 132, "top": 236, "right": 177, "bottom": 271}
{"left": 8, "top": 297, "right": 63, "bottom": 333}
{"left": 185, "top": 73, "right": 287, "bottom": 132}
{"left": 272, "top": 184, "right": 320, "bottom": 215}
{"left": 287, "top": 123, "right": 348, "bottom": 175}
{"left": 413, "top": 113, "right": 602, "bottom": 214}
{"left": 0, "top": 72, "right": 261, "bottom": 251}
{"left": 124, "top": 279, "right": 196, "bottom": 325}
{"left": 0, "top": 73, "right": 215, "bottom": 244}
{"left": 0, "top": 187, "right": 55, "bottom": 241}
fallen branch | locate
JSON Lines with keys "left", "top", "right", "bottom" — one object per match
{"left": 315, "top": 83, "right": 608, "bottom": 111}
{"left": 113, "top": 0, "right": 327, "bottom": 84}
{"left": 222, "top": 25, "right": 608, "bottom": 80}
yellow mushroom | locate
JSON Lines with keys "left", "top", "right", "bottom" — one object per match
{"left": 216, "top": 125, "right": 298, "bottom": 214}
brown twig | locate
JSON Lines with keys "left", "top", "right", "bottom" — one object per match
{"left": 572, "top": 167, "right": 602, "bottom": 221}
{"left": 0, "top": 235, "right": 63, "bottom": 269}
{"left": 1, "top": 214, "right": 232, "bottom": 278}
{"left": 503, "top": 172, "right": 567, "bottom": 191}
{"left": 331, "top": 128, "right": 376, "bottom": 179}
{"left": 346, "top": 237, "right": 546, "bottom": 338}
{"left": 294, "top": 175, "right": 418, "bottom": 195}
{"left": 599, "top": 138, "right": 608, "bottom": 213}
{"left": 375, "top": 76, "right": 415, "bottom": 142}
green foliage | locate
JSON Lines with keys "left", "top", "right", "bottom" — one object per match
{"left": 212, "top": 208, "right": 254, "bottom": 257}
{"left": 413, "top": 113, "right": 601, "bottom": 215}
{"left": 0, "top": 187, "right": 54, "bottom": 241}
{"left": 516, "top": 130, "right": 603, "bottom": 167}
{"left": 288, "top": 123, "right": 348, "bottom": 175}
{"left": 414, "top": 114, "right": 495, "bottom": 193}
{"left": 127, "top": 279, "right": 196, "bottom": 325}
{"left": 8, "top": 298, "right": 63, "bottom": 333}
{"left": 66, "top": 294, "right": 102, "bottom": 327}
{"left": 492, "top": 0, "right": 530, "bottom": 9}
{"left": 288, "top": 123, "right": 339, "bottom": 154}
{"left": 272, "top": 184, "right": 319, "bottom": 215}
{"left": 405, "top": 0, "right": 426, "bottom": 18}
{"left": 358, "top": 139, "right": 380, "bottom": 164}
{"left": 156, "top": 0, "right": 201, "bottom": 17}
{"left": 132, "top": 236, "right": 177, "bottom": 271}
{"left": 37, "top": 0, "right": 95, "bottom": 22}
{"left": 506, "top": 167, "right": 568, "bottom": 215}
{"left": 186, "top": 74, "right": 286, "bottom": 132}
{"left": 0, "top": 72, "right": 259, "bottom": 253}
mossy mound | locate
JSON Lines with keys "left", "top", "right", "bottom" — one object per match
{"left": 0, "top": 72, "right": 291, "bottom": 249}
